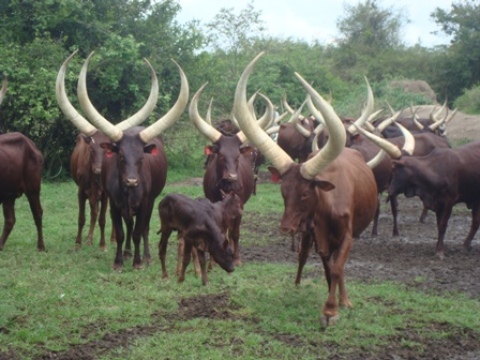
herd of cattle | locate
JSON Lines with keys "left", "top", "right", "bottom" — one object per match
{"left": 1, "top": 51, "right": 479, "bottom": 327}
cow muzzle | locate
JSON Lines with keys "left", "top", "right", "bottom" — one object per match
{"left": 125, "top": 178, "right": 139, "bottom": 187}
{"left": 225, "top": 173, "right": 238, "bottom": 182}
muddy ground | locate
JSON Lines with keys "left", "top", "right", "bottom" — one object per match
{"left": 26, "top": 172, "right": 480, "bottom": 360}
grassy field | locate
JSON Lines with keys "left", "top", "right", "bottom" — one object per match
{"left": 0, "top": 172, "right": 479, "bottom": 359}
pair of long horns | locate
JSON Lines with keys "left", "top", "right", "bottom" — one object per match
{"left": 233, "top": 52, "right": 346, "bottom": 180}
{"left": 56, "top": 50, "right": 189, "bottom": 143}
{"left": 189, "top": 82, "right": 273, "bottom": 145}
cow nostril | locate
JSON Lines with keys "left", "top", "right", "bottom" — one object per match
{"left": 125, "top": 178, "right": 138, "bottom": 187}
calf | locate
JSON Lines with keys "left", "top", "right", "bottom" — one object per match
{"left": 158, "top": 192, "right": 239, "bottom": 285}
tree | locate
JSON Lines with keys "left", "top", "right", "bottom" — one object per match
{"left": 430, "top": 1, "right": 480, "bottom": 102}
{"left": 331, "top": 0, "right": 407, "bottom": 82}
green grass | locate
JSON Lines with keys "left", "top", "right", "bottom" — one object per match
{"left": 0, "top": 174, "right": 479, "bottom": 359}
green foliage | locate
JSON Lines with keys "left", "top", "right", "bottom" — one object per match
{"left": 454, "top": 84, "right": 480, "bottom": 114}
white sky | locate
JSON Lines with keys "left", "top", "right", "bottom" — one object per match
{"left": 176, "top": 0, "right": 454, "bottom": 47}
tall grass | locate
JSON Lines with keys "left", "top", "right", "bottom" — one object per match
{"left": 0, "top": 175, "right": 479, "bottom": 359}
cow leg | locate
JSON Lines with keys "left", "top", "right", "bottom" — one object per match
{"left": 86, "top": 195, "right": 99, "bottom": 246}
{"left": 123, "top": 218, "right": 134, "bottom": 258}
{"left": 464, "top": 203, "right": 480, "bottom": 251}
{"left": 25, "top": 191, "right": 44, "bottom": 252}
{"left": 74, "top": 191, "right": 87, "bottom": 249}
{"left": 390, "top": 195, "right": 400, "bottom": 237}
{"left": 196, "top": 248, "right": 209, "bottom": 285}
{"left": 419, "top": 206, "right": 429, "bottom": 224}
{"left": 141, "top": 223, "right": 151, "bottom": 264}
{"left": 159, "top": 228, "right": 172, "bottom": 279}
{"left": 434, "top": 204, "right": 452, "bottom": 259}
{"left": 230, "top": 215, "right": 242, "bottom": 266}
{"left": 371, "top": 196, "right": 380, "bottom": 237}
{"left": 295, "top": 232, "right": 313, "bottom": 285}
{"left": 0, "top": 200, "right": 16, "bottom": 250}
{"left": 320, "top": 235, "right": 353, "bottom": 328}
{"left": 192, "top": 247, "right": 201, "bottom": 276}
{"left": 97, "top": 192, "right": 108, "bottom": 251}
{"left": 132, "top": 221, "right": 144, "bottom": 269}
{"left": 176, "top": 234, "right": 184, "bottom": 277}
{"left": 111, "top": 207, "right": 125, "bottom": 271}
{"left": 179, "top": 240, "right": 193, "bottom": 283}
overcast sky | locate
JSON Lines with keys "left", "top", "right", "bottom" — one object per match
{"left": 176, "top": 0, "right": 454, "bottom": 47}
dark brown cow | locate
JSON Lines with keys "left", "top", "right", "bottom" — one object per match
{"left": 158, "top": 192, "right": 241, "bottom": 285}
{"left": 357, "top": 125, "right": 452, "bottom": 235}
{"left": 234, "top": 53, "right": 378, "bottom": 327}
{"left": 189, "top": 84, "right": 257, "bottom": 266}
{"left": 387, "top": 140, "right": 480, "bottom": 259}
{"left": 56, "top": 50, "right": 188, "bottom": 269}
{"left": 69, "top": 63, "right": 157, "bottom": 251}
{"left": 0, "top": 132, "right": 45, "bottom": 251}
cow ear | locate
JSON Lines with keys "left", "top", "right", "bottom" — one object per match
{"left": 313, "top": 177, "right": 335, "bottom": 191}
{"left": 268, "top": 166, "right": 282, "bottom": 183}
{"left": 79, "top": 134, "right": 91, "bottom": 144}
{"left": 204, "top": 145, "right": 216, "bottom": 155}
{"left": 144, "top": 144, "right": 160, "bottom": 155}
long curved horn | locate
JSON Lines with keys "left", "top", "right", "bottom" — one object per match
{"left": 283, "top": 92, "right": 305, "bottom": 121}
{"left": 295, "top": 73, "right": 346, "bottom": 180}
{"left": 189, "top": 82, "right": 222, "bottom": 143}
{"left": 352, "top": 123, "right": 402, "bottom": 159}
{"left": 367, "top": 149, "right": 386, "bottom": 168}
{"left": 306, "top": 94, "right": 325, "bottom": 125}
{"left": 234, "top": 52, "right": 294, "bottom": 174}
{"left": 347, "top": 77, "right": 374, "bottom": 134}
{"left": 431, "top": 100, "right": 447, "bottom": 123}
{"left": 77, "top": 52, "right": 123, "bottom": 141}
{"left": 0, "top": 79, "right": 7, "bottom": 105}
{"left": 376, "top": 111, "right": 401, "bottom": 133}
{"left": 206, "top": 97, "right": 214, "bottom": 125}
{"left": 139, "top": 60, "right": 189, "bottom": 143}
{"left": 293, "top": 99, "right": 311, "bottom": 138}
{"left": 237, "top": 92, "right": 275, "bottom": 144}
{"left": 56, "top": 50, "right": 97, "bottom": 136}
{"left": 394, "top": 122, "right": 415, "bottom": 155}
{"left": 116, "top": 58, "right": 159, "bottom": 130}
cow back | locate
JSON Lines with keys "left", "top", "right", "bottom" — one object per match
{"left": 0, "top": 132, "right": 43, "bottom": 200}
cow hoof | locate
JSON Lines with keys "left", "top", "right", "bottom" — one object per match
{"left": 320, "top": 314, "right": 340, "bottom": 328}
{"left": 133, "top": 263, "right": 143, "bottom": 270}
{"left": 100, "top": 246, "right": 108, "bottom": 252}
{"left": 113, "top": 265, "right": 123, "bottom": 272}
{"left": 74, "top": 244, "right": 82, "bottom": 251}
{"left": 435, "top": 251, "right": 445, "bottom": 260}
{"left": 123, "top": 251, "right": 132, "bottom": 258}
{"left": 234, "top": 259, "right": 242, "bottom": 266}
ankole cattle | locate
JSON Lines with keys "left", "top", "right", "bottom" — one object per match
{"left": 158, "top": 192, "right": 241, "bottom": 285}
{"left": 0, "top": 80, "right": 45, "bottom": 252}
{"left": 233, "top": 53, "right": 378, "bottom": 327}
{"left": 56, "top": 50, "right": 189, "bottom": 270}
{"left": 69, "top": 59, "right": 158, "bottom": 251}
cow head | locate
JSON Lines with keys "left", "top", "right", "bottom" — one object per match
{"left": 233, "top": 53, "right": 346, "bottom": 235}
{"left": 78, "top": 132, "right": 110, "bottom": 175}
{"left": 56, "top": 50, "right": 189, "bottom": 196}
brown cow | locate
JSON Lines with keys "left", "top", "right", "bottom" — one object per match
{"left": 233, "top": 53, "right": 378, "bottom": 327}
{"left": 0, "top": 132, "right": 45, "bottom": 251}
{"left": 158, "top": 192, "right": 241, "bottom": 285}
{"left": 386, "top": 141, "right": 480, "bottom": 259}
{"left": 189, "top": 83, "right": 258, "bottom": 266}
{"left": 56, "top": 50, "right": 189, "bottom": 270}
{"left": 69, "top": 61, "right": 158, "bottom": 251}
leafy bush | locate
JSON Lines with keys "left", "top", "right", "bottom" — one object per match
{"left": 454, "top": 85, "right": 480, "bottom": 115}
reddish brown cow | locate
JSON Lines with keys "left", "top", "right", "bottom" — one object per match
{"left": 56, "top": 51, "right": 188, "bottom": 270}
{"left": 189, "top": 84, "right": 257, "bottom": 266}
{"left": 234, "top": 53, "right": 378, "bottom": 327}
{"left": 0, "top": 132, "right": 45, "bottom": 251}
{"left": 70, "top": 132, "right": 110, "bottom": 250}
{"left": 158, "top": 192, "right": 241, "bottom": 285}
